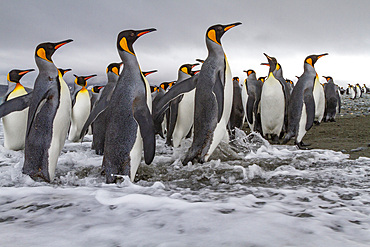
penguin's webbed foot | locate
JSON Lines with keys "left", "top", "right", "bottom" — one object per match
{"left": 296, "top": 141, "right": 311, "bottom": 150}
{"left": 271, "top": 135, "right": 280, "bottom": 144}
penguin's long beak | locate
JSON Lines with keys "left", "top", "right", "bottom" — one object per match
{"left": 261, "top": 63, "right": 270, "bottom": 66}
{"left": 54, "top": 39, "right": 73, "bottom": 50}
{"left": 143, "top": 70, "right": 158, "bottom": 76}
{"left": 317, "top": 53, "right": 328, "bottom": 59}
{"left": 18, "top": 69, "right": 35, "bottom": 76}
{"left": 84, "top": 74, "right": 97, "bottom": 80}
{"left": 223, "top": 22, "right": 242, "bottom": 32}
{"left": 263, "top": 53, "right": 272, "bottom": 61}
{"left": 136, "top": 28, "right": 157, "bottom": 37}
{"left": 191, "top": 63, "right": 199, "bottom": 68}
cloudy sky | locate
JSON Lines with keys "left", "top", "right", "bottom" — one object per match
{"left": 1, "top": 0, "right": 369, "bottom": 88}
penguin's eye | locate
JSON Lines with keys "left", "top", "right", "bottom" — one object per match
{"left": 130, "top": 32, "right": 135, "bottom": 37}
{"left": 217, "top": 26, "right": 222, "bottom": 31}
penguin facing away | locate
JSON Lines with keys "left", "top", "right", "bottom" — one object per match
{"left": 260, "top": 54, "right": 286, "bottom": 144}
{"left": 23, "top": 39, "right": 73, "bottom": 182}
{"left": 1, "top": 69, "right": 34, "bottom": 150}
{"left": 244, "top": 69, "right": 263, "bottom": 133}
{"left": 102, "top": 28, "right": 156, "bottom": 183}
{"left": 153, "top": 22, "right": 242, "bottom": 164}
{"left": 68, "top": 74, "right": 97, "bottom": 142}
{"left": 323, "top": 76, "right": 340, "bottom": 122}
{"left": 283, "top": 53, "right": 328, "bottom": 149}
{"left": 228, "top": 76, "right": 245, "bottom": 138}
{"left": 79, "top": 62, "right": 122, "bottom": 155}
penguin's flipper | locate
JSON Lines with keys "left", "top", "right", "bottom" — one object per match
{"left": 79, "top": 98, "right": 109, "bottom": 139}
{"left": 0, "top": 92, "right": 33, "bottom": 118}
{"left": 133, "top": 97, "right": 155, "bottom": 165}
{"left": 246, "top": 95, "right": 255, "bottom": 124}
{"left": 153, "top": 76, "right": 198, "bottom": 120}
{"left": 303, "top": 89, "right": 315, "bottom": 131}
{"left": 213, "top": 71, "right": 224, "bottom": 122}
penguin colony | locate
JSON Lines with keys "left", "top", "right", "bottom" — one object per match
{"left": 0, "top": 23, "right": 367, "bottom": 183}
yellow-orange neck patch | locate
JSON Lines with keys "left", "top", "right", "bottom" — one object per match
{"left": 181, "top": 67, "right": 188, "bottom": 74}
{"left": 120, "top": 37, "right": 135, "bottom": 56}
{"left": 306, "top": 58, "right": 313, "bottom": 66}
{"left": 37, "top": 48, "right": 52, "bottom": 63}
{"left": 112, "top": 67, "right": 119, "bottom": 76}
{"left": 207, "top": 30, "right": 220, "bottom": 45}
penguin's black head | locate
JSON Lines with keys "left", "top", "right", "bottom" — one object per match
{"left": 117, "top": 28, "right": 156, "bottom": 55}
{"left": 258, "top": 77, "right": 266, "bottom": 83}
{"left": 58, "top": 68, "right": 72, "bottom": 77}
{"left": 286, "top": 79, "right": 294, "bottom": 85}
{"left": 92, "top": 85, "right": 104, "bottom": 94}
{"left": 35, "top": 39, "right": 73, "bottom": 63}
{"left": 180, "top": 63, "right": 199, "bottom": 75}
{"left": 263, "top": 53, "right": 279, "bottom": 74}
{"left": 305, "top": 53, "right": 328, "bottom": 67}
{"left": 106, "top": 62, "right": 123, "bottom": 76}
{"left": 323, "top": 76, "right": 332, "bottom": 82}
{"left": 233, "top": 77, "right": 239, "bottom": 81}
{"left": 73, "top": 74, "right": 97, "bottom": 87}
{"left": 150, "top": 85, "right": 158, "bottom": 93}
{"left": 243, "top": 69, "right": 255, "bottom": 77}
{"left": 142, "top": 70, "right": 158, "bottom": 77}
{"left": 7, "top": 69, "right": 35, "bottom": 83}
{"left": 206, "top": 22, "right": 241, "bottom": 45}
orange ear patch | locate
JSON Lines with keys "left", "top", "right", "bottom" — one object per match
{"left": 37, "top": 48, "right": 52, "bottom": 63}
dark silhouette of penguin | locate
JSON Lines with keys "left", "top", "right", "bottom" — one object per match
{"left": 228, "top": 77, "right": 244, "bottom": 138}
{"left": 323, "top": 76, "right": 341, "bottom": 122}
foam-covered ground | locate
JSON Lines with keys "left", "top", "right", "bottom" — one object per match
{"left": 0, "top": 125, "right": 369, "bottom": 247}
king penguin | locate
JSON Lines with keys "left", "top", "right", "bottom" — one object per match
{"left": 228, "top": 77, "right": 245, "bottom": 138}
{"left": 1, "top": 69, "right": 34, "bottom": 150}
{"left": 22, "top": 39, "right": 73, "bottom": 182}
{"left": 68, "top": 74, "right": 97, "bottom": 142}
{"left": 153, "top": 22, "right": 242, "bottom": 164}
{"left": 323, "top": 76, "right": 341, "bottom": 122}
{"left": 260, "top": 54, "right": 286, "bottom": 144}
{"left": 101, "top": 29, "right": 156, "bottom": 183}
{"left": 283, "top": 53, "right": 328, "bottom": 149}
{"left": 313, "top": 74, "right": 325, "bottom": 124}
{"left": 244, "top": 70, "right": 263, "bottom": 133}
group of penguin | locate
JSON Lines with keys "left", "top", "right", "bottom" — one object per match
{"left": 0, "top": 22, "right": 359, "bottom": 184}
{"left": 340, "top": 83, "right": 368, "bottom": 99}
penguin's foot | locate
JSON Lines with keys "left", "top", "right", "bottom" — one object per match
{"left": 314, "top": 121, "right": 321, "bottom": 125}
{"left": 300, "top": 141, "right": 311, "bottom": 147}
{"left": 271, "top": 135, "right": 280, "bottom": 144}
{"left": 296, "top": 141, "right": 311, "bottom": 150}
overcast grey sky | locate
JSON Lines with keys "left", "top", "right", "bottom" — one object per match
{"left": 1, "top": 0, "right": 369, "bottom": 88}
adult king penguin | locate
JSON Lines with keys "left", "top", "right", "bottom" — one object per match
{"left": 244, "top": 70, "right": 263, "bottom": 133}
{"left": 260, "top": 54, "right": 286, "bottom": 144}
{"left": 153, "top": 22, "right": 242, "bottom": 164}
{"left": 23, "top": 39, "right": 73, "bottom": 182}
{"left": 323, "top": 76, "right": 341, "bottom": 122}
{"left": 228, "top": 77, "right": 245, "bottom": 138}
{"left": 1, "top": 69, "right": 34, "bottom": 150}
{"left": 313, "top": 74, "right": 325, "bottom": 124}
{"left": 102, "top": 29, "right": 156, "bottom": 183}
{"left": 283, "top": 53, "right": 328, "bottom": 149}
{"left": 68, "top": 74, "right": 97, "bottom": 142}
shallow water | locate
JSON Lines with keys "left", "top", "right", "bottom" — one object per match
{"left": 0, "top": 122, "right": 369, "bottom": 247}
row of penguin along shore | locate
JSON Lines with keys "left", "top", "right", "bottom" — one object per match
{"left": 0, "top": 23, "right": 369, "bottom": 185}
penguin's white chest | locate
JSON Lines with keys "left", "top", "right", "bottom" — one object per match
{"left": 2, "top": 86, "right": 28, "bottom": 150}
{"left": 313, "top": 79, "right": 325, "bottom": 122}
{"left": 68, "top": 88, "right": 91, "bottom": 142}
{"left": 260, "top": 76, "right": 285, "bottom": 135}
{"left": 241, "top": 81, "right": 248, "bottom": 122}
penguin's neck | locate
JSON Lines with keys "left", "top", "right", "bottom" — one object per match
{"left": 303, "top": 63, "right": 316, "bottom": 75}
{"left": 119, "top": 51, "right": 140, "bottom": 72}
{"left": 248, "top": 74, "right": 257, "bottom": 81}
{"left": 107, "top": 72, "right": 119, "bottom": 83}
{"left": 35, "top": 57, "right": 58, "bottom": 75}
{"left": 206, "top": 39, "right": 225, "bottom": 58}
{"left": 177, "top": 71, "right": 191, "bottom": 82}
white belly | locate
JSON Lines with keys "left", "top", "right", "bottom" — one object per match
{"left": 241, "top": 82, "right": 248, "bottom": 125}
{"left": 297, "top": 106, "right": 307, "bottom": 143}
{"left": 172, "top": 89, "right": 195, "bottom": 147}
{"left": 313, "top": 79, "right": 325, "bottom": 122}
{"left": 260, "top": 76, "right": 285, "bottom": 135}
{"left": 68, "top": 90, "right": 91, "bottom": 142}
{"left": 129, "top": 128, "right": 143, "bottom": 182}
{"left": 48, "top": 78, "right": 72, "bottom": 180}
{"left": 205, "top": 59, "right": 233, "bottom": 161}
{"left": 2, "top": 87, "right": 28, "bottom": 150}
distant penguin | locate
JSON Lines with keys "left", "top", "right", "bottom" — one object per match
{"left": 167, "top": 63, "right": 198, "bottom": 147}
{"left": 101, "top": 28, "right": 156, "bottom": 183}
{"left": 228, "top": 77, "right": 245, "bottom": 137}
{"left": 23, "top": 39, "right": 73, "bottom": 182}
{"left": 260, "top": 54, "right": 286, "bottom": 144}
{"left": 79, "top": 62, "right": 122, "bottom": 154}
{"left": 1, "top": 69, "right": 34, "bottom": 150}
{"left": 58, "top": 68, "right": 72, "bottom": 77}
{"left": 355, "top": 84, "right": 362, "bottom": 98}
{"left": 339, "top": 87, "right": 345, "bottom": 95}
{"left": 283, "top": 53, "right": 328, "bottom": 149}
{"left": 152, "top": 86, "right": 166, "bottom": 138}
{"left": 323, "top": 76, "right": 340, "bottom": 122}
{"left": 90, "top": 85, "right": 104, "bottom": 108}
{"left": 285, "top": 79, "right": 294, "bottom": 95}
{"left": 153, "top": 22, "right": 242, "bottom": 164}
{"left": 68, "top": 74, "right": 97, "bottom": 142}
{"left": 313, "top": 75, "right": 325, "bottom": 124}
{"left": 244, "top": 70, "right": 263, "bottom": 133}
{"left": 364, "top": 84, "right": 370, "bottom": 93}
{"left": 348, "top": 84, "right": 356, "bottom": 99}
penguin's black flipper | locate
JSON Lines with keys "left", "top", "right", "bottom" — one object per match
{"left": 303, "top": 88, "right": 315, "bottom": 131}
{"left": 133, "top": 97, "right": 155, "bottom": 165}
{"left": 214, "top": 70, "right": 224, "bottom": 122}
{"left": 79, "top": 98, "right": 109, "bottom": 139}
{"left": 0, "top": 92, "right": 33, "bottom": 118}
{"left": 153, "top": 75, "right": 198, "bottom": 121}
{"left": 246, "top": 95, "right": 255, "bottom": 125}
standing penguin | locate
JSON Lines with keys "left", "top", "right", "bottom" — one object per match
{"left": 283, "top": 53, "right": 328, "bottom": 149}
{"left": 355, "top": 84, "right": 362, "bottom": 98}
{"left": 244, "top": 70, "right": 263, "bottom": 133}
{"left": 153, "top": 22, "right": 242, "bottom": 164}
{"left": 167, "top": 63, "right": 198, "bottom": 147}
{"left": 68, "top": 74, "right": 97, "bottom": 142}
{"left": 1, "top": 69, "right": 34, "bottom": 150}
{"left": 323, "top": 76, "right": 340, "bottom": 122}
{"left": 347, "top": 84, "right": 356, "bottom": 99}
{"left": 101, "top": 29, "right": 156, "bottom": 183}
{"left": 228, "top": 77, "right": 245, "bottom": 137}
{"left": 79, "top": 63, "right": 122, "bottom": 154}
{"left": 313, "top": 75, "right": 325, "bottom": 124}
{"left": 260, "top": 54, "right": 286, "bottom": 144}
{"left": 23, "top": 39, "right": 73, "bottom": 182}
{"left": 285, "top": 79, "right": 294, "bottom": 95}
